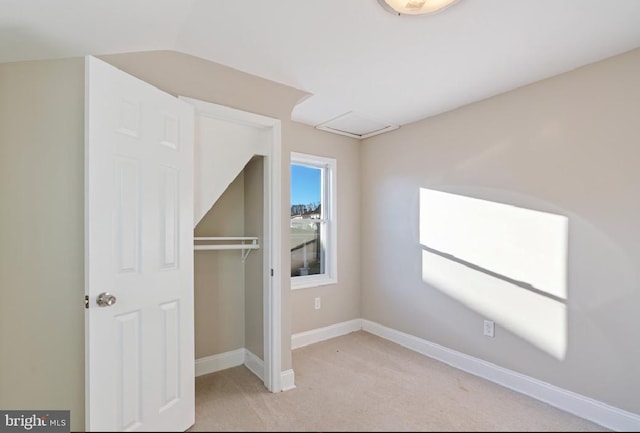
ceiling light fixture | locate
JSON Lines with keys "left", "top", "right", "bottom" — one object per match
{"left": 377, "top": 0, "right": 459, "bottom": 16}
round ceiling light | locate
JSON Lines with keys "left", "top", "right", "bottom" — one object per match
{"left": 377, "top": 0, "right": 459, "bottom": 16}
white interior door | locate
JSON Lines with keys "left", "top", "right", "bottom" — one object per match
{"left": 85, "top": 56, "right": 195, "bottom": 432}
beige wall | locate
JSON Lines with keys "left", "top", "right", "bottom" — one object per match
{"left": 0, "top": 52, "right": 357, "bottom": 431}
{"left": 100, "top": 51, "right": 363, "bottom": 367}
{"left": 244, "top": 157, "right": 265, "bottom": 358}
{"left": 289, "top": 122, "right": 362, "bottom": 333}
{"left": 194, "top": 156, "right": 266, "bottom": 362}
{"left": 360, "top": 48, "right": 640, "bottom": 414}
{"left": 3, "top": 46, "right": 637, "bottom": 430}
{"left": 0, "top": 58, "right": 85, "bottom": 431}
{"left": 0, "top": 52, "right": 359, "bottom": 433}
{"left": 99, "top": 51, "right": 306, "bottom": 371}
{"left": 194, "top": 172, "right": 246, "bottom": 358}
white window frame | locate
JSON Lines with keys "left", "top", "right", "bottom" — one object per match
{"left": 290, "top": 152, "right": 337, "bottom": 290}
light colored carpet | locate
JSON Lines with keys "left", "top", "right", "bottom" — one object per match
{"left": 192, "top": 331, "right": 608, "bottom": 432}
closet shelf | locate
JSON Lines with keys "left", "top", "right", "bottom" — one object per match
{"left": 193, "top": 237, "right": 259, "bottom": 262}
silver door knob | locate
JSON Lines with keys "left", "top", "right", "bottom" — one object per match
{"left": 96, "top": 292, "right": 117, "bottom": 307}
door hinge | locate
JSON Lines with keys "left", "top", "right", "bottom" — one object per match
{"left": 271, "top": 268, "right": 274, "bottom": 277}
{"left": 84, "top": 295, "right": 89, "bottom": 309}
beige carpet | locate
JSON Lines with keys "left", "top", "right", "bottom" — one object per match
{"left": 192, "top": 331, "right": 608, "bottom": 432}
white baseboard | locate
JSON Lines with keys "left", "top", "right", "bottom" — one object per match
{"left": 291, "top": 318, "right": 363, "bottom": 349}
{"left": 244, "top": 349, "right": 264, "bottom": 382}
{"left": 195, "top": 348, "right": 245, "bottom": 377}
{"left": 199, "top": 320, "right": 640, "bottom": 430}
{"left": 362, "top": 319, "right": 640, "bottom": 432}
{"left": 281, "top": 369, "right": 296, "bottom": 391}
{"left": 196, "top": 348, "right": 295, "bottom": 393}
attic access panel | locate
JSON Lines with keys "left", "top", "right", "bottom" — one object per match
{"left": 315, "top": 111, "right": 398, "bottom": 139}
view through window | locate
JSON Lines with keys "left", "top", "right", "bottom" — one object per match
{"left": 290, "top": 163, "right": 323, "bottom": 277}
{"left": 290, "top": 152, "right": 336, "bottom": 288}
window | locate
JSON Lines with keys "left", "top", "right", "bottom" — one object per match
{"left": 290, "top": 152, "right": 337, "bottom": 289}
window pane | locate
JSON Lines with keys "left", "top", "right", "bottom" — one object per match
{"left": 291, "top": 163, "right": 323, "bottom": 277}
{"left": 290, "top": 220, "right": 324, "bottom": 277}
{"left": 290, "top": 164, "right": 321, "bottom": 218}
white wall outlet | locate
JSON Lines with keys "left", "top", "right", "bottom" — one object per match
{"left": 483, "top": 320, "right": 495, "bottom": 337}
{"left": 314, "top": 297, "right": 321, "bottom": 310}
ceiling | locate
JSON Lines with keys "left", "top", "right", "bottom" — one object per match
{"left": 2, "top": 0, "right": 640, "bottom": 136}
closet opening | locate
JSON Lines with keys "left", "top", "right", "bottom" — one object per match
{"left": 182, "top": 95, "right": 284, "bottom": 395}
{"left": 194, "top": 156, "right": 267, "bottom": 383}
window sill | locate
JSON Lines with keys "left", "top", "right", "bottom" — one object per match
{"left": 291, "top": 275, "right": 337, "bottom": 290}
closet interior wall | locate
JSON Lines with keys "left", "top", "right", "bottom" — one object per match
{"left": 194, "top": 156, "right": 265, "bottom": 362}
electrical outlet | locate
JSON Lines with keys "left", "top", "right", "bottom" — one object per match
{"left": 483, "top": 320, "right": 495, "bottom": 337}
{"left": 314, "top": 297, "right": 321, "bottom": 310}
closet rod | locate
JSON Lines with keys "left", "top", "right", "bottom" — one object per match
{"left": 193, "top": 236, "right": 259, "bottom": 262}
{"left": 194, "top": 236, "right": 258, "bottom": 241}
{"left": 193, "top": 244, "right": 259, "bottom": 251}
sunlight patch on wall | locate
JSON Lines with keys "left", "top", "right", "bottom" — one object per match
{"left": 419, "top": 188, "right": 569, "bottom": 360}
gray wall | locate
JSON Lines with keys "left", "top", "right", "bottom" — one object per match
{"left": 360, "top": 48, "right": 640, "bottom": 414}
{"left": 0, "top": 58, "right": 85, "bottom": 431}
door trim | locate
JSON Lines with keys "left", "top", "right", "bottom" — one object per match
{"left": 180, "top": 97, "right": 283, "bottom": 392}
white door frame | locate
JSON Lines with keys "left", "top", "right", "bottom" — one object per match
{"left": 180, "top": 97, "right": 283, "bottom": 392}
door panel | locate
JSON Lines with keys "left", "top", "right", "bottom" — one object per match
{"left": 85, "top": 55, "right": 194, "bottom": 432}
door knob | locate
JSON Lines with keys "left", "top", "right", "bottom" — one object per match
{"left": 96, "top": 292, "right": 117, "bottom": 307}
